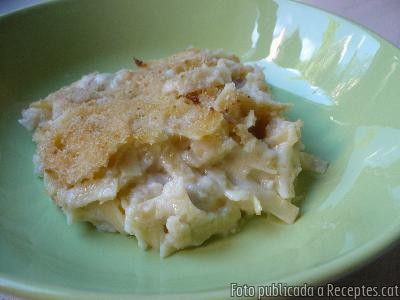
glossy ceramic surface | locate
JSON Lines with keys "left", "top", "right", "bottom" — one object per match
{"left": 1, "top": 0, "right": 399, "bottom": 299}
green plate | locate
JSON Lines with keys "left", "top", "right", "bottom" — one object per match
{"left": 1, "top": 0, "right": 400, "bottom": 298}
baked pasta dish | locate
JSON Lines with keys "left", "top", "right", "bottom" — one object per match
{"left": 19, "top": 48, "right": 326, "bottom": 257}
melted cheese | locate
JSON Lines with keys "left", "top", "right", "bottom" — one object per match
{"left": 20, "top": 48, "right": 326, "bottom": 257}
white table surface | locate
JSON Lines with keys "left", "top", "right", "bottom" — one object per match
{"left": 1, "top": 0, "right": 399, "bottom": 299}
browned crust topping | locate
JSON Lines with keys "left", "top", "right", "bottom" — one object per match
{"left": 134, "top": 58, "right": 148, "bottom": 68}
{"left": 25, "top": 48, "right": 286, "bottom": 187}
{"left": 185, "top": 92, "right": 200, "bottom": 104}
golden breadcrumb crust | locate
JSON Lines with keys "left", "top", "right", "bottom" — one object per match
{"left": 28, "top": 48, "right": 286, "bottom": 187}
